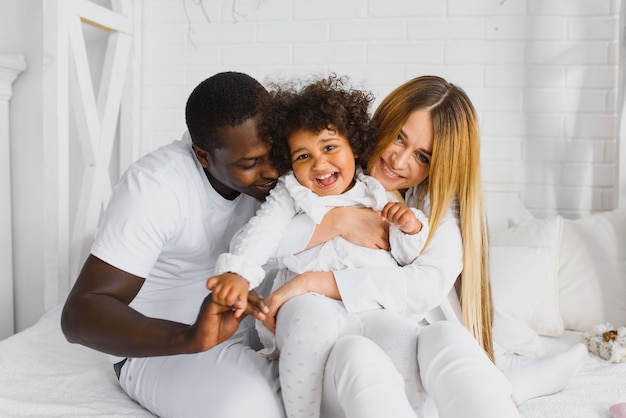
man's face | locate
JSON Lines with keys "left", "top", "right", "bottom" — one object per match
{"left": 194, "top": 118, "right": 279, "bottom": 201}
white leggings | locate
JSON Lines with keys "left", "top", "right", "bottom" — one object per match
{"left": 273, "top": 293, "right": 520, "bottom": 418}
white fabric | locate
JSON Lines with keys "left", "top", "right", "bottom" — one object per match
{"left": 484, "top": 190, "right": 534, "bottom": 233}
{"left": 280, "top": 187, "right": 518, "bottom": 417}
{"left": 0, "top": 306, "right": 156, "bottom": 417}
{"left": 558, "top": 209, "right": 626, "bottom": 331}
{"left": 91, "top": 131, "right": 261, "bottom": 327}
{"left": 2, "top": 306, "right": 624, "bottom": 418}
{"left": 273, "top": 294, "right": 429, "bottom": 418}
{"left": 321, "top": 335, "right": 420, "bottom": 418}
{"left": 215, "top": 169, "right": 429, "bottom": 288}
{"left": 490, "top": 216, "right": 565, "bottom": 337}
{"left": 418, "top": 321, "right": 520, "bottom": 418}
{"left": 119, "top": 315, "right": 284, "bottom": 418}
{"left": 333, "top": 188, "right": 464, "bottom": 325}
{"left": 490, "top": 245, "right": 554, "bottom": 356}
{"left": 220, "top": 169, "right": 428, "bottom": 418}
{"left": 88, "top": 132, "right": 288, "bottom": 416}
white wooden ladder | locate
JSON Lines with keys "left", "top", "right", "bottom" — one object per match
{"left": 43, "top": 0, "right": 142, "bottom": 309}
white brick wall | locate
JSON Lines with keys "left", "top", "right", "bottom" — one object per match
{"left": 140, "top": 0, "right": 621, "bottom": 217}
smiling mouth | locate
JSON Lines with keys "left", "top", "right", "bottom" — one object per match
{"left": 381, "top": 159, "right": 401, "bottom": 178}
{"left": 315, "top": 172, "right": 338, "bottom": 187}
{"left": 257, "top": 180, "right": 277, "bottom": 190}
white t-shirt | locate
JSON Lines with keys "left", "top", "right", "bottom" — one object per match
{"left": 91, "top": 132, "right": 261, "bottom": 325}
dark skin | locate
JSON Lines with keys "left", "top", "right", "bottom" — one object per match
{"left": 62, "top": 255, "right": 269, "bottom": 356}
{"left": 61, "top": 119, "right": 280, "bottom": 357}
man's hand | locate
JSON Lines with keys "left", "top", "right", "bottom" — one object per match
{"left": 381, "top": 202, "right": 422, "bottom": 235}
{"left": 207, "top": 272, "right": 250, "bottom": 318}
{"left": 190, "top": 293, "right": 243, "bottom": 351}
{"left": 191, "top": 290, "right": 269, "bottom": 352}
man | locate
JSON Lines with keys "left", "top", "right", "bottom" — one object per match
{"left": 61, "top": 72, "right": 285, "bottom": 417}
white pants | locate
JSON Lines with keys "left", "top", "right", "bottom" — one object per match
{"left": 117, "top": 314, "right": 417, "bottom": 418}
{"left": 322, "top": 335, "right": 419, "bottom": 418}
{"left": 119, "top": 315, "right": 285, "bottom": 418}
{"left": 272, "top": 294, "right": 520, "bottom": 418}
{"left": 418, "top": 321, "right": 521, "bottom": 418}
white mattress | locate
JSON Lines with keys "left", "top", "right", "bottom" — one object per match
{"left": 0, "top": 306, "right": 624, "bottom": 417}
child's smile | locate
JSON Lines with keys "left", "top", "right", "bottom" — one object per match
{"left": 289, "top": 128, "right": 357, "bottom": 196}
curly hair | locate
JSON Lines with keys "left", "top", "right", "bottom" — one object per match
{"left": 185, "top": 72, "right": 270, "bottom": 154}
{"left": 260, "top": 74, "right": 375, "bottom": 176}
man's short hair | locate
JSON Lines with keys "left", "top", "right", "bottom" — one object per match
{"left": 185, "top": 71, "right": 270, "bottom": 153}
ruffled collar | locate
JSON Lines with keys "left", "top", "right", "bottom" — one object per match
{"left": 281, "top": 168, "right": 389, "bottom": 224}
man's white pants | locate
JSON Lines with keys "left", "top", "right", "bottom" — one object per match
{"left": 118, "top": 315, "right": 285, "bottom": 418}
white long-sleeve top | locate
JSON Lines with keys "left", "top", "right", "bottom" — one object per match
{"left": 276, "top": 186, "right": 464, "bottom": 324}
{"left": 214, "top": 169, "right": 429, "bottom": 289}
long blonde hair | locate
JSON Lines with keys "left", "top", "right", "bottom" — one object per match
{"left": 368, "top": 76, "right": 494, "bottom": 361}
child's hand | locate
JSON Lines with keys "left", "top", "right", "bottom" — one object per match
{"left": 381, "top": 201, "right": 422, "bottom": 235}
{"left": 207, "top": 273, "right": 250, "bottom": 318}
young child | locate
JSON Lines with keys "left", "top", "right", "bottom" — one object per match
{"left": 208, "top": 74, "right": 430, "bottom": 417}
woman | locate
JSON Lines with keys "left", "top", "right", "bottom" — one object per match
{"left": 264, "top": 75, "right": 584, "bottom": 417}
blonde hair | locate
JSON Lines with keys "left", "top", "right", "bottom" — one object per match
{"left": 369, "top": 76, "right": 494, "bottom": 361}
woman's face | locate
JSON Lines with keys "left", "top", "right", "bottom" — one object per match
{"left": 288, "top": 128, "right": 356, "bottom": 196}
{"left": 369, "top": 110, "right": 433, "bottom": 191}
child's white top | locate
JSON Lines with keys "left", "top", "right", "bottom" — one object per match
{"left": 214, "top": 169, "right": 429, "bottom": 288}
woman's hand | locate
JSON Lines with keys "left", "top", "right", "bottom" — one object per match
{"left": 317, "top": 207, "right": 390, "bottom": 250}
{"left": 262, "top": 271, "right": 339, "bottom": 333}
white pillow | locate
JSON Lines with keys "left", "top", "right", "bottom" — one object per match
{"left": 490, "top": 245, "right": 553, "bottom": 356}
{"left": 558, "top": 209, "right": 626, "bottom": 331}
{"left": 490, "top": 216, "right": 564, "bottom": 337}
{"left": 485, "top": 191, "right": 534, "bottom": 233}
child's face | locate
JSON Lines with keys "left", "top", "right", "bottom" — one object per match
{"left": 288, "top": 128, "right": 356, "bottom": 196}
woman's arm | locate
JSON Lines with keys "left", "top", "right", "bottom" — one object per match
{"left": 274, "top": 206, "right": 390, "bottom": 258}
{"left": 269, "top": 209, "right": 462, "bottom": 321}
{"left": 335, "top": 213, "right": 462, "bottom": 316}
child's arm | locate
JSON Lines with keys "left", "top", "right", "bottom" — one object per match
{"left": 381, "top": 201, "right": 430, "bottom": 266}
{"left": 207, "top": 273, "right": 250, "bottom": 318}
{"left": 213, "top": 179, "right": 298, "bottom": 290}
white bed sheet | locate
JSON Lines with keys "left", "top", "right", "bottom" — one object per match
{"left": 518, "top": 331, "right": 626, "bottom": 418}
{"left": 0, "top": 306, "right": 624, "bottom": 418}
{"left": 0, "top": 305, "right": 154, "bottom": 417}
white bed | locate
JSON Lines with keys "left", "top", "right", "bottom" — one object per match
{"left": 0, "top": 192, "right": 624, "bottom": 418}
{"left": 0, "top": 296, "right": 624, "bottom": 417}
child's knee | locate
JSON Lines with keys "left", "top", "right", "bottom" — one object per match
{"left": 274, "top": 294, "right": 344, "bottom": 350}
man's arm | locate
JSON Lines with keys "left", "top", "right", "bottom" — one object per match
{"left": 61, "top": 255, "right": 264, "bottom": 357}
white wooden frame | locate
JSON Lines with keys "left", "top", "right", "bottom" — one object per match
{"left": 43, "top": 0, "right": 142, "bottom": 310}
{"left": 0, "top": 55, "right": 27, "bottom": 340}
{"left": 619, "top": 1, "right": 626, "bottom": 209}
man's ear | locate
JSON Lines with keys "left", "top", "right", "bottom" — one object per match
{"left": 192, "top": 144, "right": 211, "bottom": 168}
